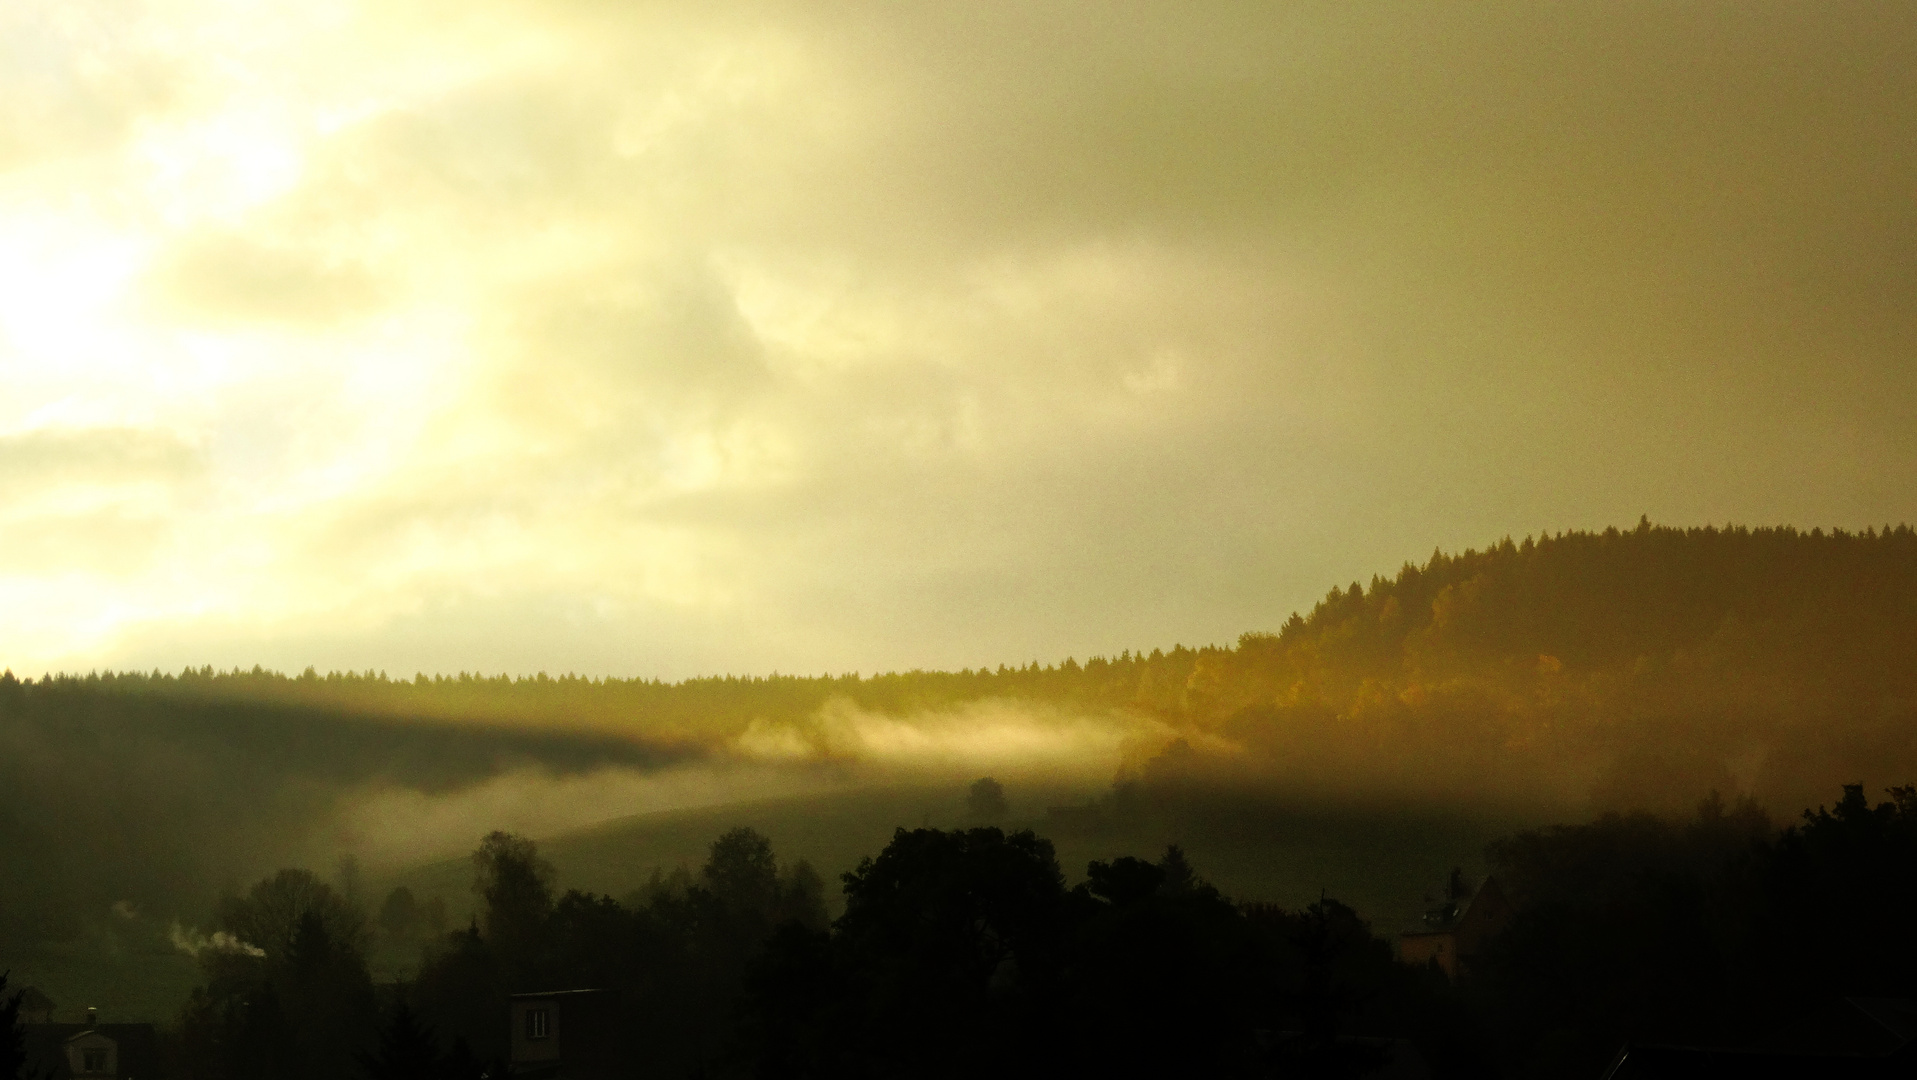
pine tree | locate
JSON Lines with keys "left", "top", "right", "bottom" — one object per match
{"left": 357, "top": 999, "right": 445, "bottom": 1080}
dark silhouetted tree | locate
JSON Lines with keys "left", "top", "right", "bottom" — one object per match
{"left": 413, "top": 922, "right": 506, "bottom": 1067}
{"left": 966, "top": 776, "right": 1008, "bottom": 821}
{"left": 773, "top": 859, "right": 829, "bottom": 932}
{"left": 180, "top": 870, "right": 377, "bottom": 1080}
{"left": 703, "top": 827, "right": 778, "bottom": 920}
{"left": 1265, "top": 897, "right": 1390, "bottom": 1079}
{"left": 358, "top": 999, "right": 444, "bottom": 1080}
{"left": 472, "top": 832, "right": 553, "bottom": 986}
{"left": 216, "top": 868, "right": 367, "bottom": 961}
{"left": 378, "top": 886, "right": 420, "bottom": 945}
{"left": 1158, "top": 843, "right": 1197, "bottom": 892}
{"left": 748, "top": 827, "right": 1068, "bottom": 1077}
{"left": 1063, "top": 848, "right": 1265, "bottom": 1076}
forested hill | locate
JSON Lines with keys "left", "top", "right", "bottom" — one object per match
{"left": 1164, "top": 520, "right": 1917, "bottom": 813}
{"left": 6, "top": 520, "right": 1917, "bottom": 953}
{"left": 9, "top": 521, "right": 1917, "bottom": 808}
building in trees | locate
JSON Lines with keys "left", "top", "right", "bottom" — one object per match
{"left": 965, "top": 776, "right": 1008, "bottom": 821}
{"left": 509, "top": 989, "right": 623, "bottom": 1079}
{"left": 1398, "top": 874, "right": 1510, "bottom": 978}
{"left": 19, "top": 1009, "right": 158, "bottom": 1080}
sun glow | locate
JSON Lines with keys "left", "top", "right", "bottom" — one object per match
{"left": 0, "top": 0, "right": 1907, "bottom": 681}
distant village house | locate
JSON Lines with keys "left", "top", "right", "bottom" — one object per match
{"left": 16, "top": 992, "right": 158, "bottom": 1080}
{"left": 1399, "top": 873, "right": 1511, "bottom": 978}
{"left": 511, "top": 988, "right": 623, "bottom": 1079}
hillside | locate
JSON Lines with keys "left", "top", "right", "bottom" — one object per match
{"left": 14, "top": 521, "right": 1912, "bottom": 817}
{"left": 6, "top": 519, "right": 1917, "bottom": 1020}
{"left": 1165, "top": 520, "right": 1917, "bottom": 812}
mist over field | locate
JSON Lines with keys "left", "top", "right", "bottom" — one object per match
{"left": 0, "top": 669, "right": 1158, "bottom": 940}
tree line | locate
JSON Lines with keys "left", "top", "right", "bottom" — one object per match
{"left": 31, "top": 824, "right": 1463, "bottom": 1079}
{"left": 11, "top": 778, "right": 1917, "bottom": 1077}
{"left": 11, "top": 519, "right": 1917, "bottom": 811}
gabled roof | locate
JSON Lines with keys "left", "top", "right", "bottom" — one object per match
{"left": 20, "top": 1023, "right": 157, "bottom": 1077}
{"left": 66, "top": 1027, "right": 115, "bottom": 1046}
{"left": 1402, "top": 876, "right": 1504, "bottom": 937}
{"left": 511, "top": 988, "right": 617, "bottom": 1000}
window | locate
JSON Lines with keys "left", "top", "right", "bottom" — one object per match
{"left": 525, "top": 1007, "right": 551, "bottom": 1040}
{"left": 82, "top": 1047, "right": 108, "bottom": 1071}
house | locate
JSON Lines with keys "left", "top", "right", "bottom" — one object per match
{"left": 66, "top": 1026, "right": 119, "bottom": 1078}
{"left": 1398, "top": 874, "right": 1510, "bottom": 978}
{"left": 20, "top": 1007, "right": 159, "bottom": 1080}
{"left": 510, "top": 989, "right": 624, "bottom": 1079}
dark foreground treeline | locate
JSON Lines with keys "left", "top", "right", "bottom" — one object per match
{"left": 162, "top": 828, "right": 830, "bottom": 1079}
{"left": 1480, "top": 785, "right": 1917, "bottom": 1075}
{"left": 84, "top": 827, "right": 1466, "bottom": 1080}
{"left": 12, "top": 781, "right": 1917, "bottom": 1079}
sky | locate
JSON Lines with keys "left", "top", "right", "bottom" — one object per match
{"left": 2, "top": 0, "right": 1914, "bottom": 680}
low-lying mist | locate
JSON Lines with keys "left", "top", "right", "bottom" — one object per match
{"left": 732, "top": 695, "right": 1171, "bottom": 779}
{"left": 297, "top": 691, "right": 1183, "bottom": 869}
{"left": 0, "top": 676, "right": 1167, "bottom": 951}
{"left": 333, "top": 696, "right": 1158, "bottom": 867}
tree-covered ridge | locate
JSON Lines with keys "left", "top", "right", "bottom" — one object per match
{"left": 22, "top": 519, "right": 1917, "bottom": 707}
{"left": 2, "top": 647, "right": 1219, "bottom": 743}
{"left": 9, "top": 521, "right": 1917, "bottom": 809}
{"left": 1178, "top": 521, "right": 1917, "bottom": 811}
{"left": 1250, "top": 518, "right": 1917, "bottom": 695}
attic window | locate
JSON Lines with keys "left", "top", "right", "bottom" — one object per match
{"left": 83, "top": 1047, "right": 108, "bottom": 1071}
{"left": 526, "top": 1007, "right": 550, "bottom": 1040}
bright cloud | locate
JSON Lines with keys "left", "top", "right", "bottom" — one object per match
{"left": 2, "top": 0, "right": 1914, "bottom": 679}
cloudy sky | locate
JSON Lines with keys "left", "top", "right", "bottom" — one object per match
{"left": 2, "top": 0, "right": 1913, "bottom": 679}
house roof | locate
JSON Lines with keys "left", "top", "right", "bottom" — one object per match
{"left": 20, "top": 1023, "right": 158, "bottom": 1077}
{"left": 511, "top": 988, "right": 617, "bottom": 1000}
{"left": 67, "top": 1028, "right": 115, "bottom": 1046}
{"left": 15, "top": 986, "right": 54, "bottom": 1012}
{"left": 1401, "top": 876, "right": 1503, "bottom": 937}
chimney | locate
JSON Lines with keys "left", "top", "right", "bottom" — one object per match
{"left": 86, "top": 1006, "right": 97, "bottom": 1027}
